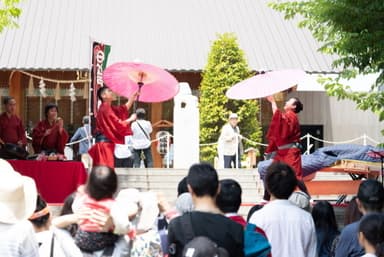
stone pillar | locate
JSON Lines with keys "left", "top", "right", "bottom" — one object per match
{"left": 173, "top": 82, "right": 199, "bottom": 168}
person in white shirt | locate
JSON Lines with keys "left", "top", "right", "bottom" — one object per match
{"left": 218, "top": 113, "right": 243, "bottom": 168}
{"left": 0, "top": 158, "right": 39, "bottom": 257}
{"left": 249, "top": 161, "right": 317, "bottom": 257}
{"left": 29, "top": 194, "right": 83, "bottom": 257}
{"left": 131, "top": 108, "right": 153, "bottom": 168}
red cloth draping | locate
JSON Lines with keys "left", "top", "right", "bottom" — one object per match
{"left": 0, "top": 112, "right": 27, "bottom": 146}
{"left": 8, "top": 160, "right": 88, "bottom": 203}
{"left": 88, "top": 142, "right": 115, "bottom": 169}
{"left": 266, "top": 109, "right": 302, "bottom": 178}
{"left": 95, "top": 103, "right": 131, "bottom": 144}
{"left": 32, "top": 120, "right": 69, "bottom": 154}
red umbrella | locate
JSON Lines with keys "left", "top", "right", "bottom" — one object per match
{"left": 103, "top": 62, "right": 179, "bottom": 103}
{"left": 226, "top": 69, "right": 306, "bottom": 99}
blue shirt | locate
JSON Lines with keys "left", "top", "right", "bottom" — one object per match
{"left": 70, "top": 124, "right": 90, "bottom": 155}
{"left": 335, "top": 220, "right": 364, "bottom": 257}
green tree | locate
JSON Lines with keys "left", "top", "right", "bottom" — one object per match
{"left": 199, "top": 33, "right": 262, "bottom": 163}
{"left": 0, "top": 0, "right": 22, "bottom": 32}
{"left": 270, "top": 0, "right": 384, "bottom": 136}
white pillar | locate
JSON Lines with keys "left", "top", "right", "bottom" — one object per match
{"left": 173, "top": 82, "right": 199, "bottom": 168}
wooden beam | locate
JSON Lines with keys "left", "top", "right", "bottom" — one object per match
{"left": 9, "top": 71, "right": 24, "bottom": 118}
{"left": 151, "top": 103, "right": 163, "bottom": 167}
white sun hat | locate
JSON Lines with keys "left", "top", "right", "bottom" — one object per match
{"left": 0, "top": 158, "right": 37, "bottom": 223}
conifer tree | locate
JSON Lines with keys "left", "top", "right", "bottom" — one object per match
{"left": 199, "top": 33, "right": 262, "bottom": 164}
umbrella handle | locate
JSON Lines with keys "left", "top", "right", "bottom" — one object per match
{"left": 133, "top": 82, "right": 144, "bottom": 112}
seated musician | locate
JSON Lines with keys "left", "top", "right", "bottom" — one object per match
{"left": 32, "top": 103, "right": 69, "bottom": 155}
{"left": 0, "top": 96, "right": 28, "bottom": 159}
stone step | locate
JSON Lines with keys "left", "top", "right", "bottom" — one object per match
{"left": 115, "top": 168, "right": 263, "bottom": 204}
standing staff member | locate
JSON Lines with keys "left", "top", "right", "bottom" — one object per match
{"left": 70, "top": 115, "right": 92, "bottom": 169}
{"left": 131, "top": 108, "right": 153, "bottom": 168}
{"left": 218, "top": 113, "right": 243, "bottom": 168}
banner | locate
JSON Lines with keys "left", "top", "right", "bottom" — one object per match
{"left": 90, "top": 41, "right": 111, "bottom": 118}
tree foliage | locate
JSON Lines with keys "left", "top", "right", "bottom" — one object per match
{"left": 199, "top": 33, "right": 262, "bottom": 163}
{"left": 270, "top": 0, "right": 384, "bottom": 136}
{"left": 0, "top": 0, "right": 22, "bottom": 33}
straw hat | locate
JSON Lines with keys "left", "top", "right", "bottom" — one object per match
{"left": 0, "top": 159, "right": 37, "bottom": 223}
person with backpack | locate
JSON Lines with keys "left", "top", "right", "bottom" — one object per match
{"left": 216, "top": 179, "right": 271, "bottom": 257}
{"left": 167, "top": 163, "right": 244, "bottom": 257}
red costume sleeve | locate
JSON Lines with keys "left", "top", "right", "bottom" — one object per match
{"left": 32, "top": 121, "right": 46, "bottom": 153}
{"left": 96, "top": 103, "right": 132, "bottom": 144}
{"left": 32, "top": 120, "right": 69, "bottom": 154}
{"left": 266, "top": 109, "right": 300, "bottom": 153}
{"left": 0, "top": 113, "right": 27, "bottom": 146}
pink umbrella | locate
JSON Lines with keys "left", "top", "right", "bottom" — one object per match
{"left": 103, "top": 62, "right": 179, "bottom": 103}
{"left": 226, "top": 69, "right": 306, "bottom": 99}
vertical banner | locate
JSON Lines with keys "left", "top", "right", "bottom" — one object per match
{"left": 90, "top": 41, "right": 111, "bottom": 118}
{"left": 89, "top": 41, "right": 111, "bottom": 135}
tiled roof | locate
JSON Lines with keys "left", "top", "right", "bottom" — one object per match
{"left": 0, "top": 0, "right": 337, "bottom": 72}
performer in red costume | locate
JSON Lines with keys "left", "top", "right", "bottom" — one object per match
{"left": 0, "top": 96, "right": 27, "bottom": 147}
{"left": 263, "top": 95, "right": 309, "bottom": 201}
{"left": 0, "top": 96, "right": 28, "bottom": 159}
{"left": 32, "top": 103, "right": 69, "bottom": 155}
{"left": 265, "top": 95, "right": 303, "bottom": 178}
{"left": 88, "top": 86, "right": 137, "bottom": 168}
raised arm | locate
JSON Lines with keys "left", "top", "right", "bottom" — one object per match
{"left": 266, "top": 95, "right": 278, "bottom": 114}
{"left": 125, "top": 91, "right": 139, "bottom": 111}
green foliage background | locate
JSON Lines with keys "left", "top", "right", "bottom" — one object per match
{"left": 270, "top": 0, "right": 384, "bottom": 139}
{"left": 0, "top": 0, "right": 22, "bottom": 33}
{"left": 199, "top": 33, "right": 262, "bottom": 163}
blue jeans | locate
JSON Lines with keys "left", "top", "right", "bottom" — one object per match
{"left": 224, "top": 155, "right": 240, "bottom": 168}
{"left": 133, "top": 147, "right": 153, "bottom": 168}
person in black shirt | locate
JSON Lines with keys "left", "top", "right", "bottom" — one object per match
{"left": 167, "top": 163, "right": 244, "bottom": 257}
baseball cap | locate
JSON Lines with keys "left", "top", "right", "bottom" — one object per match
{"left": 229, "top": 113, "right": 238, "bottom": 119}
{"left": 357, "top": 179, "right": 384, "bottom": 204}
{"left": 136, "top": 108, "right": 146, "bottom": 114}
{"left": 182, "top": 236, "right": 229, "bottom": 257}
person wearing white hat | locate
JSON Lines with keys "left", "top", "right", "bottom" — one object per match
{"left": 218, "top": 113, "right": 243, "bottom": 168}
{"left": 0, "top": 158, "right": 39, "bottom": 256}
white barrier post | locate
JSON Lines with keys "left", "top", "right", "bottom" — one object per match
{"left": 166, "top": 134, "right": 170, "bottom": 168}
{"left": 306, "top": 133, "right": 311, "bottom": 155}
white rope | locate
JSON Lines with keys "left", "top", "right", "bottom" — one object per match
{"left": 365, "top": 135, "right": 381, "bottom": 145}
{"left": 200, "top": 142, "right": 218, "bottom": 147}
{"left": 241, "top": 135, "right": 268, "bottom": 147}
{"left": 26, "top": 134, "right": 89, "bottom": 146}
{"left": 26, "top": 132, "right": 381, "bottom": 148}
{"left": 19, "top": 70, "right": 90, "bottom": 84}
{"left": 307, "top": 134, "right": 365, "bottom": 145}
